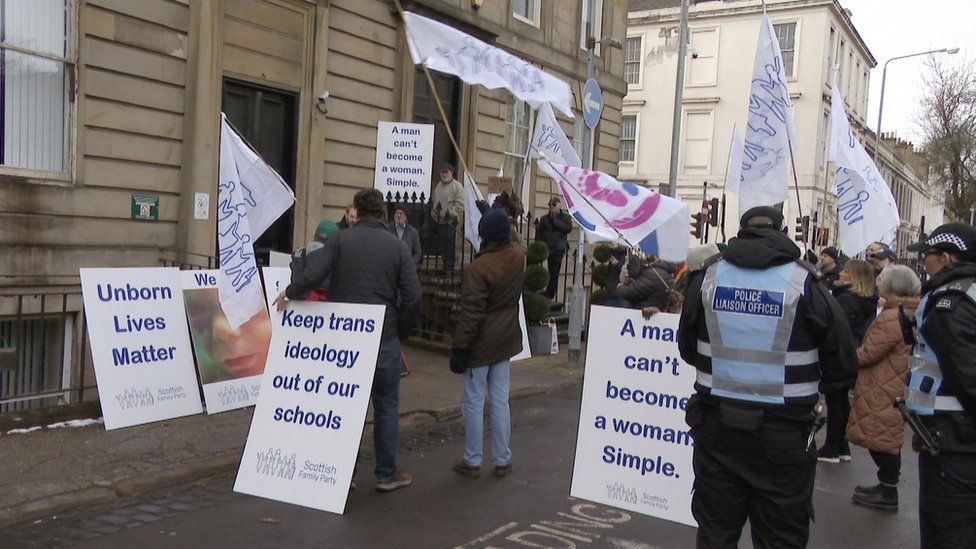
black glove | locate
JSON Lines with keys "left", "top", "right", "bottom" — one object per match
{"left": 450, "top": 347, "right": 469, "bottom": 374}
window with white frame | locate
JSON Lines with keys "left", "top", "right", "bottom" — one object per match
{"left": 687, "top": 27, "right": 719, "bottom": 86}
{"left": 838, "top": 40, "right": 846, "bottom": 90}
{"left": 512, "top": 0, "right": 540, "bottom": 26}
{"left": 862, "top": 69, "right": 869, "bottom": 113}
{"left": 826, "top": 26, "right": 836, "bottom": 86}
{"left": 580, "top": 0, "right": 604, "bottom": 55}
{"left": 1, "top": 0, "right": 71, "bottom": 173}
{"left": 773, "top": 22, "right": 797, "bottom": 77}
{"left": 624, "top": 36, "right": 642, "bottom": 86}
{"left": 504, "top": 99, "right": 532, "bottom": 197}
{"left": 682, "top": 110, "right": 713, "bottom": 173}
{"left": 620, "top": 115, "right": 637, "bottom": 163}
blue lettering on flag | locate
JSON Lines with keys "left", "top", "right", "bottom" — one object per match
{"left": 712, "top": 286, "right": 784, "bottom": 318}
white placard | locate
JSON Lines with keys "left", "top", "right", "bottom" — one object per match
{"left": 234, "top": 301, "right": 385, "bottom": 514}
{"left": 79, "top": 268, "right": 203, "bottom": 429}
{"left": 571, "top": 306, "right": 697, "bottom": 527}
{"left": 181, "top": 270, "right": 267, "bottom": 414}
{"left": 511, "top": 296, "right": 531, "bottom": 362}
{"left": 269, "top": 251, "right": 291, "bottom": 269}
{"left": 373, "top": 121, "right": 434, "bottom": 202}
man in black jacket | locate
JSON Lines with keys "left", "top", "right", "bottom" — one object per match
{"left": 678, "top": 206, "right": 855, "bottom": 548}
{"left": 389, "top": 205, "right": 422, "bottom": 266}
{"left": 280, "top": 189, "right": 421, "bottom": 493}
{"left": 536, "top": 197, "right": 573, "bottom": 299}
{"left": 905, "top": 223, "right": 976, "bottom": 547}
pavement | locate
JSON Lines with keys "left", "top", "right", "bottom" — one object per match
{"left": 0, "top": 345, "right": 581, "bottom": 530}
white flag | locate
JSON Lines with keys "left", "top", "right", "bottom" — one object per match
{"left": 828, "top": 70, "right": 900, "bottom": 256}
{"left": 724, "top": 126, "right": 745, "bottom": 194}
{"left": 529, "top": 103, "right": 581, "bottom": 168}
{"left": 403, "top": 12, "right": 574, "bottom": 117}
{"left": 538, "top": 161, "right": 689, "bottom": 262}
{"left": 737, "top": 13, "right": 796, "bottom": 215}
{"left": 463, "top": 173, "right": 485, "bottom": 250}
{"left": 218, "top": 114, "right": 294, "bottom": 329}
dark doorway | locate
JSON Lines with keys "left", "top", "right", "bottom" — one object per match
{"left": 221, "top": 79, "right": 298, "bottom": 264}
{"left": 412, "top": 67, "right": 461, "bottom": 185}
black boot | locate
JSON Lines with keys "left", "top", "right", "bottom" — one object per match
{"left": 852, "top": 484, "right": 898, "bottom": 512}
{"left": 854, "top": 483, "right": 883, "bottom": 495}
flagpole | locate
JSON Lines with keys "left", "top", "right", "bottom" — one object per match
{"left": 787, "top": 137, "right": 806, "bottom": 252}
{"left": 721, "top": 124, "right": 737, "bottom": 243}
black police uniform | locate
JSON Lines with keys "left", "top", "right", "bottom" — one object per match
{"left": 678, "top": 225, "right": 855, "bottom": 548}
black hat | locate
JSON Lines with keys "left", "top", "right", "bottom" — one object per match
{"left": 440, "top": 163, "right": 455, "bottom": 174}
{"left": 548, "top": 196, "right": 562, "bottom": 207}
{"left": 820, "top": 246, "right": 839, "bottom": 261}
{"left": 907, "top": 223, "right": 976, "bottom": 257}
{"left": 868, "top": 243, "right": 897, "bottom": 261}
{"left": 478, "top": 208, "right": 511, "bottom": 242}
{"left": 739, "top": 206, "right": 786, "bottom": 232}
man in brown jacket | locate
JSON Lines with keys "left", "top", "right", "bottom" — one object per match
{"left": 450, "top": 208, "right": 526, "bottom": 478}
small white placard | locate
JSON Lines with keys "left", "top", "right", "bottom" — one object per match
{"left": 373, "top": 121, "right": 434, "bottom": 203}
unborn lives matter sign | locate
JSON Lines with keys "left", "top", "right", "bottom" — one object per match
{"left": 571, "top": 306, "right": 698, "bottom": 527}
{"left": 373, "top": 121, "right": 434, "bottom": 202}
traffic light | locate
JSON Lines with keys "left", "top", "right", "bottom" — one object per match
{"left": 794, "top": 216, "right": 810, "bottom": 243}
{"left": 691, "top": 213, "right": 703, "bottom": 240}
{"left": 708, "top": 197, "right": 719, "bottom": 226}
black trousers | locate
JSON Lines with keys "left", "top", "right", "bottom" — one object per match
{"left": 919, "top": 450, "right": 976, "bottom": 548}
{"left": 869, "top": 450, "right": 901, "bottom": 485}
{"left": 690, "top": 410, "right": 816, "bottom": 548}
{"left": 435, "top": 223, "right": 456, "bottom": 272}
{"left": 822, "top": 389, "right": 851, "bottom": 455}
{"left": 545, "top": 253, "right": 564, "bottom": 299}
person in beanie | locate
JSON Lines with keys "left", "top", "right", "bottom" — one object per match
{"left": 678, "top": 206, "right": 855, "bottom": 547}
{"left": 295, "top": 220, "right": 341, "bottom": 302}
{"left": 536, "top": 196, "right": 573, "bottom": 299}
{"left": 819, "top": 246, "right": 842, "bottom": 287}
{"left": 430, "top": 163, "right": 464, "bottom": 272}
{"left": 904, "top": 223, "right": 976, "bottom": 547}
{"left": 450, "top": 208, "right": 526, "bottom": 478}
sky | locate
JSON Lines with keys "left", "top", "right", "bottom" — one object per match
{"left": 840, "top": 0, "right": 976, "bottom": 144}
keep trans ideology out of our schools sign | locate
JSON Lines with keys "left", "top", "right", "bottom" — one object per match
{"left": 234, "top": 300, "right": 385, "bottom": 514}
{"left": 182, "top": 270, "right": 270, "bottom": 414}
{"left": 80, "top": 268, "right": 203, "bottom": 430}
{"left": 373, "top": 121, "right": 434, "bottom": 202}
{"left": 571, "top": 306, "right": 697, "bottom": 527}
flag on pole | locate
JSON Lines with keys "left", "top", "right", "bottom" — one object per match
{"left": 736, "top": 12, "right": 796, "bottom": 215}
{"left": 828, "top": 70, "right": 900, "bottom": 256}
{"left": 402, "top": 12, "right": 574, "bottom": 117}
{"left": 463, "top": 173, "right": 485, "bottom": 250}
{"left": 529, "top": 103, "right": 581, "bottom": 168}
{"left": 217, "top": 114, "right": 294, "bottom": 329}
{"left": 538, "top": 161, "right": 689, "bottom": 262}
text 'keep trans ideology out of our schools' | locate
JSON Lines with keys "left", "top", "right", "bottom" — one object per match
{"left": 269, "top": 310, "right": 376, "bottom": 430}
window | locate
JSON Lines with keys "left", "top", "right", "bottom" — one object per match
{"left": 624, "top": 36, "right": 642, "bottom": 86}
{"left": 580, "top": 0, "right": 604, "bottom": 55}
{"left": 1, "top": 0, "right": 71, "bottom": 173}
{"left": 846, "top": 51, "right": 853, "bottom": 101}
{"left": 620, "top": 115, "right": 637, "bottom": 163}
{"left": 854, "top": 60, "right": 861, "bottom": 111}
{"left": 838, "top": 40, "right": 846, "bottom": 89}
{"left": 682, "top": 111, "right": 713, "bottom": 173}
{"left": 862, "top": 69, "right": 869, "bottom": 114}
{"left": 504, "top": 99, "right": 532, "bottom": 197}
{"left": 826, "top": 26, "right": 836, "bottom": 86}
{"left": 513, "top": 0, "right": 540, "bottom": 26}
{"left": 687, "top": 28, "right": 719, "bottom": 87}
{"left": 773, "top": 22, "right": 797, "bottom": 77}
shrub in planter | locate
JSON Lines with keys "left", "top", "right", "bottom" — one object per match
{"left": 590, "top": 288, "right": 608, "bottom": 306}
{"left": 593, "top": 243, "right": 612, "bottom": 264}
{"left": 526, "top": 241, "right": 549, "bottom": 265}
{"left": 524, "top": 264, "right": 549, "bottom": 293}
{"left": 523, "top": 292, "right": 550, "bottom": 326}
{"left": 591, "top": 263, "right": 609, "bottom": 287}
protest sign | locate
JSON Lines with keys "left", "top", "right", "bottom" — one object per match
{"left": 373, "top": 121, "right": 434, "bottom": 202}
{"left": 80, "top": 268, "right": 203, "bottom": 429}
{"left": 182, "top": 270, "right": 267, "bottom": 414}
{"left": 571, "top": 306, "right": 697, "bottom": 527}
{"left": 234, "top": 301, "right": 385, "bottom": 514}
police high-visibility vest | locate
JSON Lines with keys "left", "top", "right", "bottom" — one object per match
{"left": 697, "top": 260, "right": 820, "bottom": 405}
{"left": 904, "top": 279, "right": 976, "bottom": 415}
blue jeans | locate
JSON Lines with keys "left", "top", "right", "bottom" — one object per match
{"left": 462, "top": 359, "right": 512, "bottom": 467}
{"left": 372, "top": 337, "right": 402, "bottom": 481}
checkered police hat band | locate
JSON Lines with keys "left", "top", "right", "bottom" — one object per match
{"left": 927, "top": 233, "right": 968, "bottom": 251}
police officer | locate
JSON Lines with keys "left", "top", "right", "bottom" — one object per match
{"left": 904, "top": 223, "right": 976, "bottom": 548}
{"left": 678, "top": 206, "right": 855, "bottom": 548}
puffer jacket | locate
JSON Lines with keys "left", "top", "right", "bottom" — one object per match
{"left": 616, "top": 261, "right": 674, "bottom": 310}
{"left": 453, "top": 241, "right": 526, "bottom": 368}
{"left": 833, "top": 284, "right": 879, "bottom": 345}
{"left": 846, "top": 296, "right": 920, "bottom": 455}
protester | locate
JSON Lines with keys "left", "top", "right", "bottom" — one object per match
{"left": 678, "top": 206, "right": 854, "bottom": 548}
{"left": 819, "top": 259, "right": 879, "bottom": 464}
{"left": 389, "top": 205, "right": 422, "bottom": 266}
{"left": 904, "top": 223, "right": 976, "bottom": 547}
{"left": 430, "top": 163, "right": 464, "bottom": 272}
{"left": 819, "top": 246, "right": 842, "bottom": 287}
{"left": 615, "top": 253, "right": 675, "bottom": 315}
{"left": 866, "top": 242, "right": 896, "bottom": 274}
{"left": 291, "top": 220, "right": 341, "bottom": 302}
{"left": 338, "top": 203, "right": 358, "bottom": 229}
{"left": 278, "top": 189, "right": 421, "bottom": 493}
{"left": 449, "top": 208, "right": 525, "bottom": 478}
{"left": 604, "top": 245, "right": 629, "bottom": 307}
{"left": 536, "top": 196, "right": 573, "bottom": 299}
{"left": 846, "top": 265, "right": 921, "bottom": 512}
{"left": 677, "top": 243, "right": 720, "bottom": 297}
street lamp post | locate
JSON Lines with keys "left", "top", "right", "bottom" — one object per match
{"left": 874, "top": 47, "right": 959, "bottom": 158}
